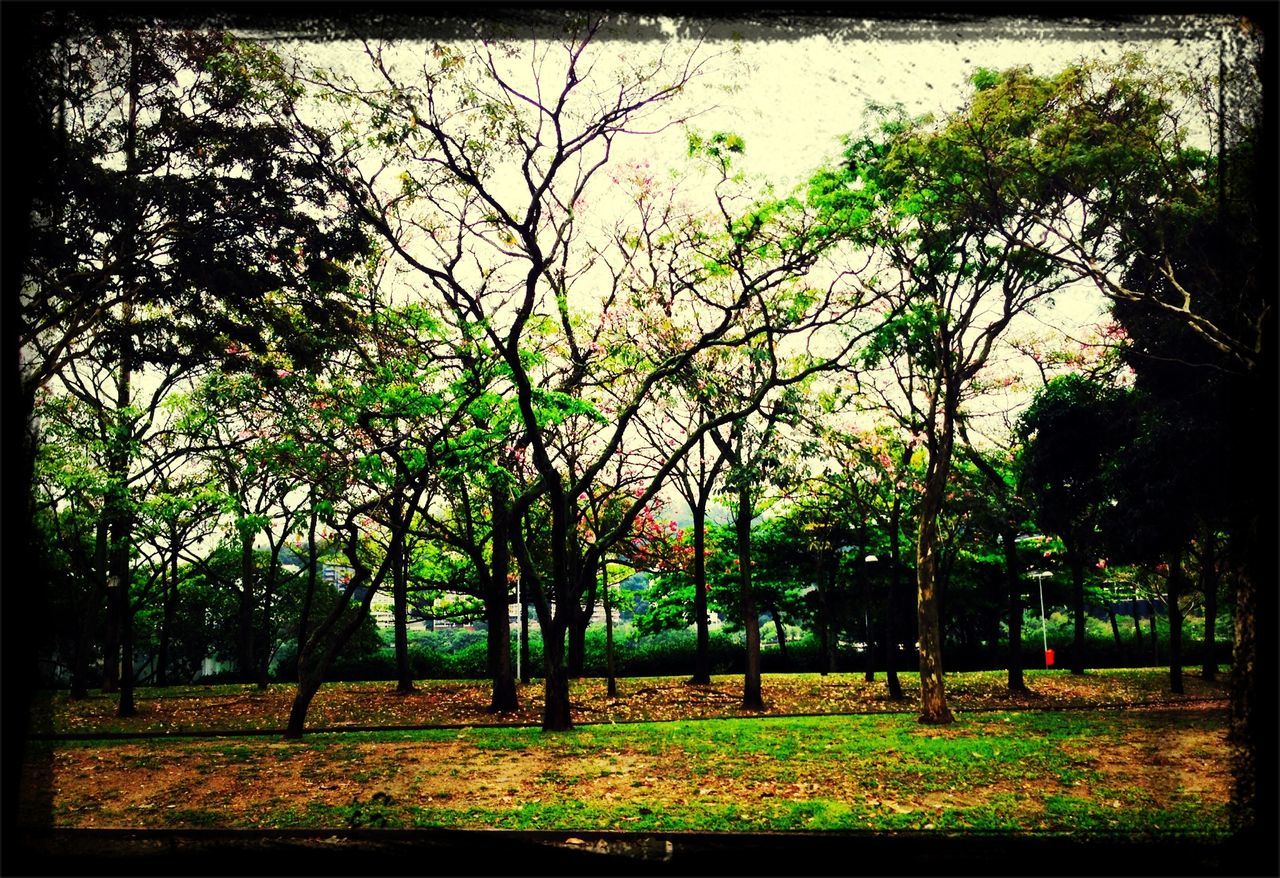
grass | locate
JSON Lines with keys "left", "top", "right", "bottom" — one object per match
{"left": 21, "top": 708, "right": 1231, "bottom": 837}
{"left": 28, "top": 667, "right": 1230, "bottom": 737}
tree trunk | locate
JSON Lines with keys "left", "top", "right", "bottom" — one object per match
{"left": 84, "top": 520, "right": 108, "bottom": 697}
{"left": 1229, "top": 532, "right": 1259, "bottom": 837}
{"left": 115, "top": 570, "right": 136, "bottom": 718}
{"left": 861, "top": 540, "right": 875, "bottom": 682}
{"left": 1130, "top": 598, "right": 1144, "bottom": 662}
{"left": 391, "top": 489, "right": 414, "bottom": 695}
{"left": 519, "top": 580, "right": 531, "bottom": 684}
{"left": 157, "top": 533, "right": 178, "bottom": 687}
{"left": 814, "top": 533, "right": 834, "bottom": 676}
{"left": 690, "top": 497, "right": 712, "bottom": 684}
{"left": 915, "top": 421, "right": 955, "bottom": 725}
{"left": 106, "top": 27, "right": 142, "bottom": 710}
{"left": 1148, "top": 597, "right": 1160, "bottom": 664}
{"left": 884, "top": 485, "right": 905, "bottom": 701}
{"left": 1068, "top": 545, "right": 1086, "bottom": 675}
{"left": 603, "top": 563, "right": 617, "bottom": 699}
{"left": 1201, "top": 528, "right": 1218, "bottom": 681}
{"left": 237, "top": 527, "right": 256, "bottom": 684}
{"left": 284, "top": 542, "right": 389, "bottom": 738}
{"left": 285, "top": 670, "right": 324, "bottom": 740}
{"left": 567, "top": 603, "right": 589, "bottom": 678}
{"left": 256, "top": 555, "right": 279, "bottom": 691}
{"left": 1002, "top": 525, "right": 1028, "bottom": 693}
{"left": 1167, "top": 546, "right": 1184, "bottom": 695}
{"left": 770, "top": 605, "right": 789, "bottom": 670}
{"left": 486, "top": 489, "right": 517, "bottom": 712}
{"left": 103, "top": 591, "right": 121, "bottom": 692}
{"left": 540, "top": 619, "right": 573, "bottom": 731}
{"left": 69, "top": 614, "right": 91, "bottom": 699}
{"left": 107, "top": 370, "right": 135, "bottom": 717}
{"left": 737, "top": 485, "right": 764, "bottom": 711}
{"left": 1107, "top": 605, "right": 1123, "bottom": 664}
{"left": 485, "top": 586, "right": 518, "bottom": 712}
{"left": 297, "top": 501, "right": 318, "bottom": 675}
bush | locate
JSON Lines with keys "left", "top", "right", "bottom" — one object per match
{"left": 274, "top": 606, "right": 1233, "bottom": 685}
{"left": 1016, "top": 609, "right": 1233, "bottom": 670}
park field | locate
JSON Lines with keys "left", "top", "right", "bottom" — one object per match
{"left": 18, "top": 669, "right": 1231, "bottom": 837}
{"left": 27, "top": 668, "right": 1229, "bottom": 735}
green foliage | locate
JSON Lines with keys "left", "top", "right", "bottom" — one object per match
{"left": 686, "top": 129, "right": 746, "bottom": 162}
{"left": 1017, "top": 373, "right": 1132, "bottom": 552}
{"left": 859, "top": 302, "right": 944, "bottom": 369}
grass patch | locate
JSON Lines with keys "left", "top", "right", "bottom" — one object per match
{"left": 31, "top": 668, "right": 1230, "bottom": 737}
{"left": 25, "top": 705, "right": 1231, "bottom": 838}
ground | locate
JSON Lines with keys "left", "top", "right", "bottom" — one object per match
{"left": 19, "top": 669, "right": 1231, "bottom": 839}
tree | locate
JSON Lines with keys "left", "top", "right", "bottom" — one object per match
{"left": 956, "top": 424, "right": 1034, "bottom": 693}
{"left": 15, "top": 16, "right": 368, "bottom": 723}
{"left": 711, "top": 386, "right": 804, "bottom": 710}
{"left": 637, "top": 393, "right": 728, "bottom": 685}
{"left": 1017, "top": 373, "right": 1130, "bottom": 676}
{"left": 929, "top": 52, "right": 1271, "bottom": 833}
{"left": 129, "top": 468, "right": 224, "bottom": 687}
{"left": 292, "top": 23, "right": 871, "bottom": 731}
{"left": 840, "top": 91, "right": 1075, "bottom": 722}
{"left": 277, "top": 297, "right": 477, "bottom": 736}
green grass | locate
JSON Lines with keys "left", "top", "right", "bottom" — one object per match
{"left": 29, "top": 707, "right": 1230, "bottom": 838}
{"left": 273, "top": 711, "right": 1226, "bottom": 835}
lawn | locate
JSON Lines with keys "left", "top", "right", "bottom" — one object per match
{"left": 28, "top": 668, "right": 1228, "bottom": 735}
{"left": 20, "top": 709, "right": 1228, "bottom": 836}
{"left": 18, "top": 669, "right": 1230, "bottom": 838}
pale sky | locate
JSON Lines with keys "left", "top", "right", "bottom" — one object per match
{"left": 264, "top": 14, "right": 1235, "bottom": 526}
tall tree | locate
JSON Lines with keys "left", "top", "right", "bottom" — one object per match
{"left": 938, "top": 52, "right": 1270, "bottom": 834}
{"left": 294, "top": 25, "right": 871, "bottom": 730}
{"left": 1016, "top": 374, "right": 1130, "bottom": 677}
{"left": 16, "top": 18, "right": 367, "bottom": 721}
{"left": 839, "top": 91, "right": 1075, "bottom": 721}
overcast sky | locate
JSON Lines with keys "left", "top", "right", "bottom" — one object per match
{"left": 686, "top": 18, "right": 1229, "bottom": 189}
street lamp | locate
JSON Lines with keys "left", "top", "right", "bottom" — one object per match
{"left": 1029, "top": 570, "right": 1053, "bottom": 668}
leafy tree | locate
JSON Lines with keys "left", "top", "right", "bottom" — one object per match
{"left": 928, "top": 52, "right": 1270, "bottom": 830}
{"left": 15, "top": 16, "right": 368, "bottom": 721}
{"left": 956, "top": 423, "right": 1036, "bottom": 693}
{"left": 637, "top": 392, "right": 729, "bottom": 685}
{"left": 1017, "top": 373, "right": 1131, "bottom": 676}
{"left": 29, "top": 394, "right": 113, "bottom": 697}
{"left": 840, "top": 91, "right": 1074, "bottom": 722}
{"left": 711, "top": 385, "right": 806, "bottom": 710}
{"left": 129, "top": 468, "right": 224, "bottom": 686}
{"left": 275, "top": 301, "right": 473, "bottom": 737}
{"left": 293, "top": 24, "right": 871, "bottom": 731}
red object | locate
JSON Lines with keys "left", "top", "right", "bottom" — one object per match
{"left": 1045, "top": 649, "right": 1055, "bottom": 668}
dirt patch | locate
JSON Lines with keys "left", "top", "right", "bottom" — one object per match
{"left": 1078, "top": 719, "right": 1232, "bottom": 806}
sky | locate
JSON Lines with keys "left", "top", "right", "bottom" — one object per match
{"left": 281, "top": 12, "right": 1234, "bottom": 327}
{"left": 259, "top": 12, "right": 1241, "bottom": 527}
{"left": 663, "top": 15, "right": 1231, "bottom": 189}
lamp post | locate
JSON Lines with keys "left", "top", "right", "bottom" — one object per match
{"left": 863, "top": 554, "right": 879, "bottom": 640}
{"left": 1030, "top": 570, "right": 1052, "bottom": 668}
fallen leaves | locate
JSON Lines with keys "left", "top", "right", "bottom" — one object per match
{"left": 34, "top": 668, "right": 1230, "bottom": 737}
